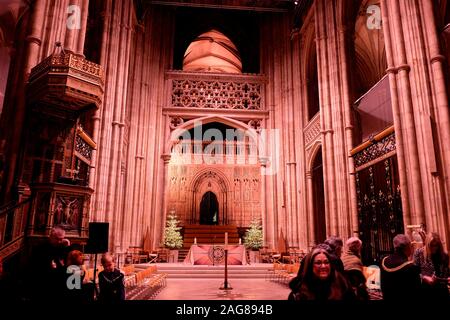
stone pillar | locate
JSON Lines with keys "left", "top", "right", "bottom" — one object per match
{"left": 314, "top": 0, "right": 355, "bottom": 238}
{"left": 64, "top": 0, "right": 89, "bottom": 55}
{"left": 259, "top": 157, "right": 269, "bottom": 247}
{"left": 90, "top": 0, "right": 134, "bottom": 249}
{"left": 381, "top": 0, "right": 450, "bottom": 246}
{"left": 305, "top": 171, "right": 315, "bottom": 247}
{"left": 2, "top": 0, "right": 45, "bottom": 202}
{"left": 160, "top": 153, "right": 172, "bottom": 241}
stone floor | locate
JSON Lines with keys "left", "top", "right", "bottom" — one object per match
{"left": 155, "top": 278, "right": 291, "bottom": 300}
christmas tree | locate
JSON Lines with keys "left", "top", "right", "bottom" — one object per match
{"left": 163, "top": 213, "right": 183, "bottom": 249}
{"left": 243, "top": 218, "right": 264, "bottom": 250}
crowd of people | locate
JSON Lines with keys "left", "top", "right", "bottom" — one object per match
{"left": 1, "top": 225, "right": 450, "bottom": 302}
{"left": 0, "top": 226, "right": 125, "bottom": 302}
{"left": 288, "top": 233, "right": 450, "bottom": 301}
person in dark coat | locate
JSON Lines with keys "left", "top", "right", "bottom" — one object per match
{"left": 0, "top": 257, "right": 13, "bottom": 301}
{"left": 380, "top": 234, "right": 422, "bottom": 300}
{"left": 291, "top": 248, "right": 355, "bottom": 301}
{"left": 98, "top": 253, "right": 125, "bottom": 302}
{"left": 27, "top": 226, "right": 72, "bottom": 301}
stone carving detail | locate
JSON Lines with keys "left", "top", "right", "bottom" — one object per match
{"left": 75, "top": 134, "right": 93, "bottom": 160}
{"left": 169, "top": 117, "right": 184, "bottom": 129}
{"left": 304, "top": 114, "right": 321, "bottom": 146}
{"left": 30, "top": 52, "right": 103, "bottom": 79}
{"left": 353, "top": 133, "right": 396, "bottom": 168}
{"left": 248, "top": 120, "right": 262, "bottom": 132}
{"left": 171, "top": 79, "right": 262, "bottom": 110}
{"left": 54, "top": 195, "right": 82, "bottom": 229}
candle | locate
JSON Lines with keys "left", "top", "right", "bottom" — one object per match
{"left": 225, "top": 232, "right": 228, "bottom": 247}
{"left": 239, "top": 238, "right": 242, "bottom": 245}
{"left": 194, "top": 237, "right": 197, "bottom": 245}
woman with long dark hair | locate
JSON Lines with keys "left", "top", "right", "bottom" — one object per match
{"left": 413, "top": 232, "right": 450, "bottom": 299}
{"left": 292, "top": 248, "right": 354, "bottom": 301}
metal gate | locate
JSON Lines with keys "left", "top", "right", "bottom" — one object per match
{"left": 353, "top": 131, "right": 404, "bottom": 265}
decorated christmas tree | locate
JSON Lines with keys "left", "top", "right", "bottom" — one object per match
{"left": 163, "top": 213, "right": 183, "bottom": 249}
{"left": 243, "top": 218, "right": 264, "bottom": 250}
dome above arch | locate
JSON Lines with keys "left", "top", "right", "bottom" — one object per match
{"left": 183, "top": 29, "right": 242, "bottom": 74}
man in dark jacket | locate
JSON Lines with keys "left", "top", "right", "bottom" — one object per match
{"left": 27, "top": 226, "right": 72, "bottom": 301}
{"left": 380, "top": 234, "right": 422, "bottom": 300}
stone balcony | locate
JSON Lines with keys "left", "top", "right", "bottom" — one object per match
{"left": 27, "top": 52, "right": 104, "bottom": 118}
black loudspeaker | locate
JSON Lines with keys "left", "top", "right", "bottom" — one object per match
{"left": 85, "top": 222, "right": 109, "bottom": 253}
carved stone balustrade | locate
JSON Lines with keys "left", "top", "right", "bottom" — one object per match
{"left": 27, "top": 52, "right": 104, "bottom": 118}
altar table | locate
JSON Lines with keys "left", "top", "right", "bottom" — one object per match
{"left": 183, "top": 244, "right": 248, "bottom": 265}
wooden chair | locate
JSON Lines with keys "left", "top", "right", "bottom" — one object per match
{"left": 157, "top": 248, "right": 170, "bottom": 262}
{"left": 259, "top": 247, "right": 271, "bottom": 263}
{"left": 148, "top": 250, "right": 158, "bottom": 264}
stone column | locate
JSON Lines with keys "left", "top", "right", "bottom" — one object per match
{"left": 90, "top": 0, "right": 134, "bottom": 249}
{"left": 2, "top": 0, "right": 46, "bottom": 202}
{"left": 64, "top": 0, "right": 89, "bottom": 55}
{"left": 314, "top": 0, "right": 354, "bottom": 238}
{"left": 305, "top": 171, "right": 315, "bottom": 247}
{"left": 381, "top": 0, "right": 449, "bottom": 246}
{"left": 160, "top": 153, "right": 172, "bottom": 240}
{"left": 259, "top": 157, "right": 269, "bottom": 247}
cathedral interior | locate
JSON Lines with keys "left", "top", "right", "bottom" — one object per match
{"left": 0, "top": 0, "right": 449, "bottom": 302}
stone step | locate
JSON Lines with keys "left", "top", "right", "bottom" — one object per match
{"left": 134, "top": 263, "right": 276, "bottom": 279}
{"left": 182, "top": 224, "right": 240, "bottom": 248}
{"left": 166, "top": 274, "right": 269, "bottom": 279}
{"left": 183, "top": 224, "right": 238, "bottom": 230}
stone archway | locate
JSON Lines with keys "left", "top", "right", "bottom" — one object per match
{"left": 200, "top": 191, "right": 219, "bottom": 225}
{"left": 190, "top": 169, "right": 230, "bottom": 225}
{"left": 311, "top": 147, "right": 326, "bottom": 243}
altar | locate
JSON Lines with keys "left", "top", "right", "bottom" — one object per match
{"left": 183, "top": 244, "right": 248, "bottom": 265}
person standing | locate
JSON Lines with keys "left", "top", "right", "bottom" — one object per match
{"left": 98, "top": 253, "right": 125, "bottom": 302}
{"left": 27, "top": 226, "right": 72, "bottom": 301}
{"left": 341, "top": 237, "right": 369, "bottom": 300}
{"left": 380, "top": 234, "right": 422, "bottom": 300}
{"left": 413, "top": 232, "right": 450, "bottom": 300}
{"left": 324, "top": 236, "right": 345, "bottom": 273}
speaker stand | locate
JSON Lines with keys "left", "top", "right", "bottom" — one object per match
{"left": 92, "top": 253, "right": 99, "bottom": 299}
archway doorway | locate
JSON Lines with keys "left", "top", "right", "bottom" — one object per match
{"left": 312, "top": 147, "right": 326, "bottom": 243}
{"left": 200, "top": 191, "right": 219, "bottom": 225}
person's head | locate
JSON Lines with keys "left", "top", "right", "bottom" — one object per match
{"left": 393, "top": 234, "right": 412, "bottom": 257}
{"left": 49, "top": 226, "right": 66, "bottom": 246}
{"left": 101, "top": 253, "right": 115, "bottom": 272}
{"left": 346, "top": 237, "right": 362, "bottom": 256}
{"left": 305, "top": 248, "right": 332, "bottom": 281}
{"left": 67, "top": 250, "right": 84, "bottom": 266}
{"left": 424, "top": 232, "right": 445, "bottom": 259}
{"left": 314, "top": 243, "right": 332, "bottom": 253}
{"left": 324, "top": 236, "right": 343, "bottom": 258}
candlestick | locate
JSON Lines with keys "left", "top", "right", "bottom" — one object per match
{"left": 225, "top": 232, "right": 228, "bottom": 248}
